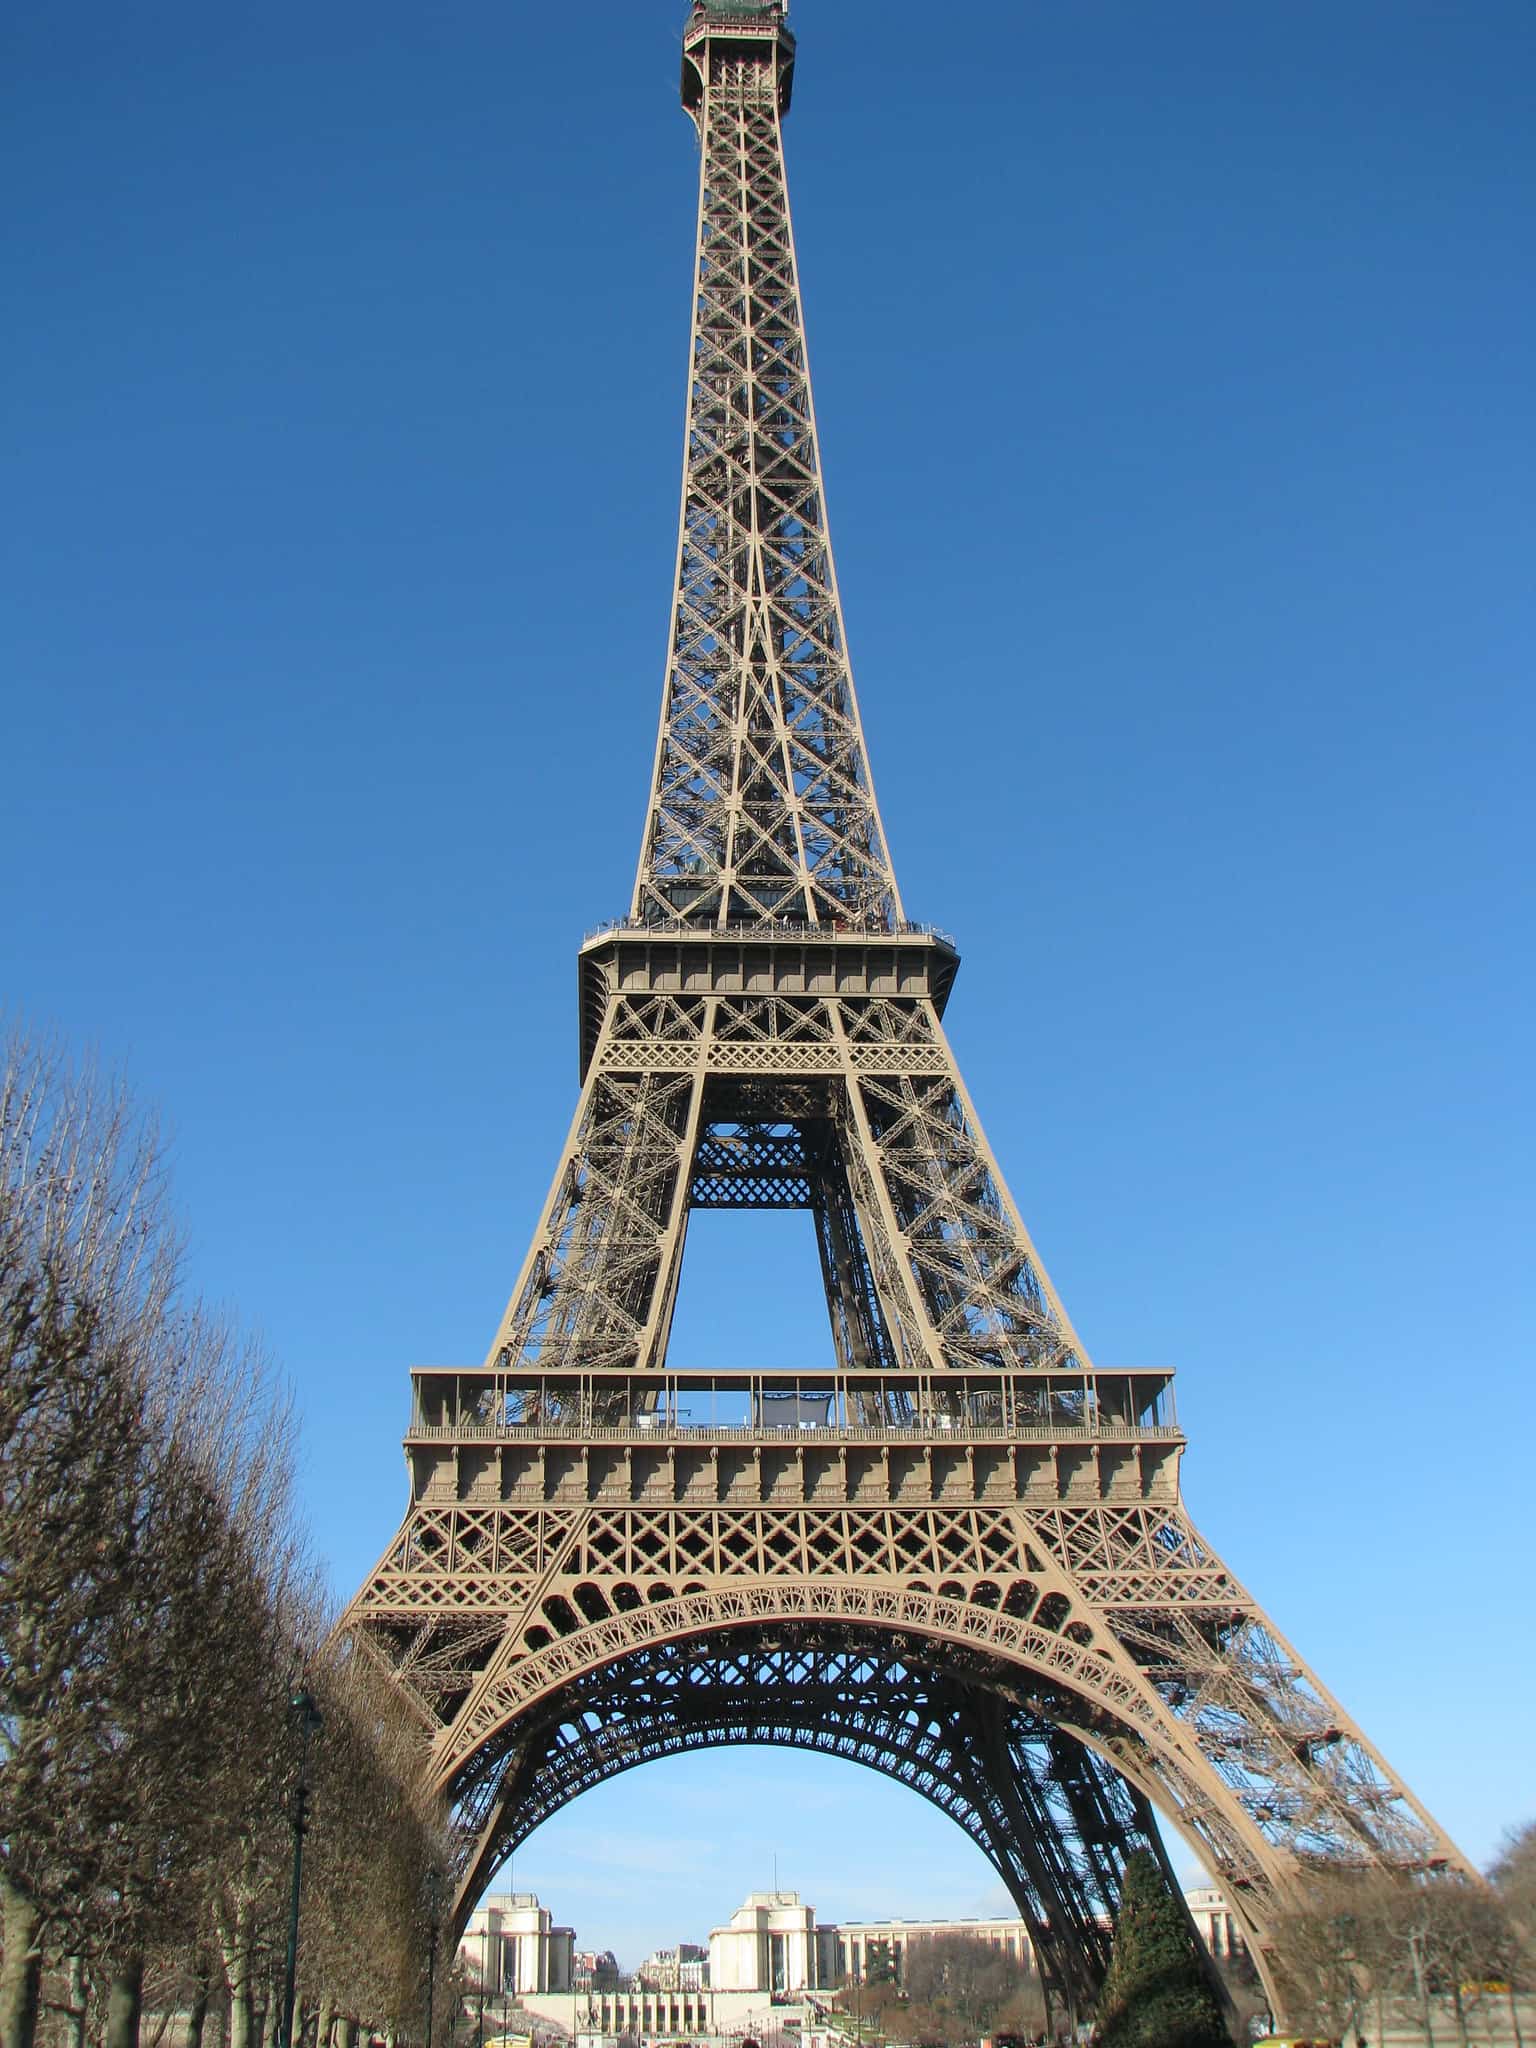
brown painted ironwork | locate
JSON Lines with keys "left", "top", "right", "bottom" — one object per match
{"left": 342, "top": 0, "right": 1467, "bottom": 2016}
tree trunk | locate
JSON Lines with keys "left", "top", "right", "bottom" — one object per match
{"left": 104, "top": 1957, "right": 145, "bottom": 2048}
{"left": 1411, "top": 1940, "right": 1436, "bottom": 2048}
{"left": 334, "top": 2016, "right": 356, "bottom": 2048}
{"left": 315, "top": 1996, "right": 333, "bottom": 2048}
{"left": 186, "top": 1959, "right": 212, "bottom": 2048}
{"left": 260, "top": 1984, "right": 279, "bottom": 2048}
{"left": 1450, "top": 1982, "right": 1469, "bottom": 2048}
{"left": 218, "top": 1901, "right": 255, "bottom": 2048}
{"left": 231, "top": 1978, "right": 253, "bottom": 2048}
{"left": 60, "top": 1957, "right": 88, "bottom": 2048}
{"left": 0, "top": 1873, "right": 42, "bottom": 2048}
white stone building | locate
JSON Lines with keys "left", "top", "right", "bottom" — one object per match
{"left": 464, "top": 1878, "right": 1246, "bottom": 2041}
{"left": 833, "top": 1915, "right": 1036, "bottom": 1984}
{"left": 1182, "top": 1886, "right": 1247, "bottom": 1962}
{"left": 461, "top": 1893, "right": 576, "bottom": 1997}
{"left": 833, "top": 1891, "right": 1243, "bottom": 1984}
{"left": 709, "top": 1891, "right": 839, "bottom": 1995}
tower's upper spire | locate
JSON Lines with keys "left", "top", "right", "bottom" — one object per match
{"left": 633, "top": 2, "right": 901, "bottom": 932}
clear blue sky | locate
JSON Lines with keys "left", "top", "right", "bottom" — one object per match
{"left": 7, "top": 0, "right": 1533, "bottom": 1969}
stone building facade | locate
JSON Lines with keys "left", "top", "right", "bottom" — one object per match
{"left": 708, "top": 1892, "right": 839, "bottom": 1995}
{"left": 461, "top": 1894, "right": 575, "bottom": 1997}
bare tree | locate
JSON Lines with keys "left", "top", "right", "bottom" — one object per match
{"left": 1417, "top": 1881, "right": 1525, "bottom": 2048}
{"left": 1492, "top": 1823, "right": 1536, "bottom": 1954}
{"left": 89, "top": 1315, "right": 317, "bottom": 2048}
{"left": 0, "top": 1034, "right": 449, "bottom": 2048}
{"left": 903, "top": 1933, "right": 1037, "bottom": 2044}
{"left": 299, "top": 1644, "right": 450, "bottom": 2041}
{"left": 0, "top": 1036, "right": 177, "bottom": 2048}
{"left": 0, "top": 1036, "right": 321, "bottom": 2048}
{"left": 1270, "top": 1869, "right": 1405, "bottom": 2040}
{"left": 198, "top": 1537, "right": 319, "bottom": 2048}
{"left": 1273, "top": 1865, "right": 1526, "bottom": 2048}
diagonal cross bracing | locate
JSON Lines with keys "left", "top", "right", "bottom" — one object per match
{"left": 635, "top": 31, "right": 899, "bottom": 931}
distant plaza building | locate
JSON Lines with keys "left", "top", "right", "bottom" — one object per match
{"left": 461, "top": 1894, "right": 575, "bottom": 1997}
{"left": 464, "top": 1879, "right": 1243, "bottom": 2036}
{"left": 834, "top": 1915, "right": 1035, "bottom": 1984}
{"left": 1183, "top": 1886, "right": 1247, "bottom": 1963}
{"left": 572, "top": 1949, "right": 622, "bottom": 1992}
{"left": 709, "top": 1891, "right": 839, "bottom": 1995}
{"left": 834, "top": 1891, "right": 1240, "bottom": 1984}
{"left": 637, "top": 1943, "right": 709, "bottom": 1991}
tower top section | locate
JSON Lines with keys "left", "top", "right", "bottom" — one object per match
{"left": 682, "top": 0, "right": 796, "bottom": 122}
{"left": 642, "top": 0, "right": 897, "bottom": 932}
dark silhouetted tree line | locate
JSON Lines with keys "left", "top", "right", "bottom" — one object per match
{"left": 0, "top": 1036, "right": 450, "bottom": 2048}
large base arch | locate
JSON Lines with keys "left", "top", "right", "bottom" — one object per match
{"left": 352, "top": 1574, "right": 1326, "bottom": 2021}
{"left": 446, "top": 1618, "right": 1222, "bottom": 2020}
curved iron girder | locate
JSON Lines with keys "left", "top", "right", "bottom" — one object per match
{"left": 449, "top": 1623, "right": 1187, "bottom": 2018}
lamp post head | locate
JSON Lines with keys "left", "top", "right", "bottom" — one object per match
{"left": 289, "top": 1686, "right": 323, "bottom": 1735}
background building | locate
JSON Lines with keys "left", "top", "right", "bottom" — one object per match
{"left": 1183, "top": 1886, "right": 1247, "bottom": 1963}
{"left": 637, "top": 1943, "right": 709, "bottom": 1991}
{"left": 464, "top": 1879, "right": 1244, "bottom": 2034}
{"left": 833, "top": 1892, "right": 1245, "bottom": 1985}
{"left": 834, "top": 1916, "right": 1035, "bottom": 1985}
{"left": 461, "top": 1894, "right": 575, "bottom": 1997}
{"left": 709, "top": 1892, "right": 838, "bottom": 1996}
{"left": 572, "top": 1950, "right": 622, "bottom": 1993}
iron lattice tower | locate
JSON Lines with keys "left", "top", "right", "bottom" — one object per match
{"left": 344, "top": 2, "right": 1467, "bottom": 2015}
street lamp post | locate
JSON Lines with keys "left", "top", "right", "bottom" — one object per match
{"left": 279, "top": 1688, "right": 324, "bottom": 2048}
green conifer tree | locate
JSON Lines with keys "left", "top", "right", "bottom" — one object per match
{"left": 1094, "top": 1851, "right": 1232, "bottom": 2048}
{"left": 864, "top": 1939, "right": 898, "bottom": 1987}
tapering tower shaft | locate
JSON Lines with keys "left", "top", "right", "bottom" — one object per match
{"left": 637, "top": 2, "right": 900, "bottom": 931}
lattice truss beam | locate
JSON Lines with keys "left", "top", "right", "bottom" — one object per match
{"left": 486, "top": 992, "right": 1086, "bottom": 1381}
{"left": 352, "top": 1490, "right": 1457, "bottom": 1954}
{"left": 635, "top": 41, "right": 899, "bottom": 930}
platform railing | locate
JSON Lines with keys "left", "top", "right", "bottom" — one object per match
{"left": 405, "top": 1416, "right": 1182, "bottom": 1444}
{"left": 582, "top": 914, "right": 958, "bottom": 950}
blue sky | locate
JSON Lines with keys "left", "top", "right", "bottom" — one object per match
{"left": 6, "top": 0, "right": 1534, "bottom": 1969}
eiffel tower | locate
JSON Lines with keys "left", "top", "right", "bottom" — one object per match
{"left": 344, "top": 0, "right": 1467, "bottom": 2016}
